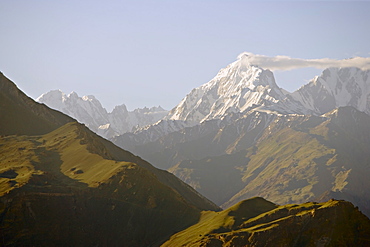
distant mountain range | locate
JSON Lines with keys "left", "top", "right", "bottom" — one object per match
{"left": 1, "top": 57, "right": 370, "bottom": 246}
{"left": 36, "top": 90, "right": 168, "bottom": 139}
{"left": 113, "top": 57, "right": 370, "bottom": 151}
{"left": 36, "top": 55, "right": 370, "bottom": 220}
{"left": 110, "top": 55, "right": 370, "bottom": 218}
{"left": 37, "top": 56, "right": 370, "bottom": 148}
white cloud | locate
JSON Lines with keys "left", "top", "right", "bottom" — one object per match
{"left": 238, "top": 52, "right": 370, "bottom": 71}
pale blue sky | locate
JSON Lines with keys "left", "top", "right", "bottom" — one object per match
{"left": 1, "top": 1, "right": 369, "bottom": 111}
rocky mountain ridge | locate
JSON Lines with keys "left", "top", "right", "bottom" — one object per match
{"left": 113, "top": 56, "right": 370, "bottom": 151}
{"left": 36, "top": 89, "right": 168, "bottom": 139}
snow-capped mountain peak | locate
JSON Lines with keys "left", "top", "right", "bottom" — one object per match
{"left": 165, "top": 54, "right": 295, "bottom": 123}
{"left": 82, "top": 95, "right": 96, "bottom": 101}
{"left": 36, "top": 90, "right": 168, "bottom": 139}
{"left": 290, "top": 67, "right": 370, "bottom": 115}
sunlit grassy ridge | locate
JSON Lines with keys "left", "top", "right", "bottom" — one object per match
{"left": 163, "top": 198, "right": 370, "bottom": 247}
{"left": 0, "top": 136, "right": 40, "bottom": 196}
{"left": 226, "top": 126, "right": 337, "bottom": 207}
{"left": 0, "top": 73, "right": 220, "bottom": 246}
{"left": 0, "top": 122, "right": 207, "bottom": 246}
{"left": 0, "top": 123, "right": 142, "bottom": 195}
{"left": 42, "top": 123, "right": 135, "bottom": 188}
{"left": 162, "top": 197, "right": 277, "bottom": 247}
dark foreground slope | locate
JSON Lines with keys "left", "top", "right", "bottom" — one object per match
{"left": 0, "top": 73, "right": 219, "bottom": 246}
{"left": 0, "top": 72, "right": 74, "bottom": 135}
{"left": 163, "top": 197, "right": 370, "bottom": 247}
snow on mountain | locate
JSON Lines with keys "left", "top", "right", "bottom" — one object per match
{"left": 166, "top": 53, "right": 307, "bottom": 124}
{"left": 36, "top": 57, "right": 370, "bottom": 152}
{"left": 36, "top": 90, "right": 168, "bottom": 138}
{"left": 112, "top": 119, "right": 191, "bottom": 152}
{"left": 289, "top": 67, "right": 370, "bottom": 115}
{"left": 113, "top": 54, "right": 310, "bottom": 150}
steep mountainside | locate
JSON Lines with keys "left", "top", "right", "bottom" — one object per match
{"left": 290, "top": 67, "right": 370, "bottom": 115}
{"left": 0, "top": 72, "right": 74, "bottom": 136}
{"left": 123, "top": 111, "right": 276, "bottom": 170}
{"left": 169, "top": 107, "right": 370, "bottom": 218}
{"left": 0, "top": 74, "right": 219, "bottom": 246}
{"left": 163, "top": 197, "right": 370, "bottom": 247}
{"left": 37, "top": 90, "right": 168, "bottom": 138}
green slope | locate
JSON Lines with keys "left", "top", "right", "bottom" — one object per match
{"left": 161, "top": 197, "right": 277, "bottom": 247}
{"left": 224, "top": 107, "right": 370, "bottom": 211}
{"left": 0, "top": 121, "right": 220, "bottom": 246}
{"left": 0, "top": 74, "right": 219, "bottom": 246}
{"left": 168, "top": 107, "right": 370, "bottom": 217}
{"left": 163, "top": 198, "right": 370, "bottom": 247}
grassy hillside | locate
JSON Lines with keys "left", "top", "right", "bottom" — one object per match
{"left": 161, "top": 197, "right": 277, "bottom": 247}
{"left": 163, "top": 198, "right": 370, "bottom": 247}
{"left": 0, "top": 122, "right": 210, "bottom": 246}
{"left": 167, "top": 107, "right": 370, "bottom": 218}
{"left": 0, "top": 74, "right": 219, "bottom": 246}
{"left": 224, "top": 107, "right": 370, "bottom": 211}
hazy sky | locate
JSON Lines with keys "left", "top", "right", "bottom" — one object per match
{"left": 1, "top": 1, "right": 369, "bottom": 111}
